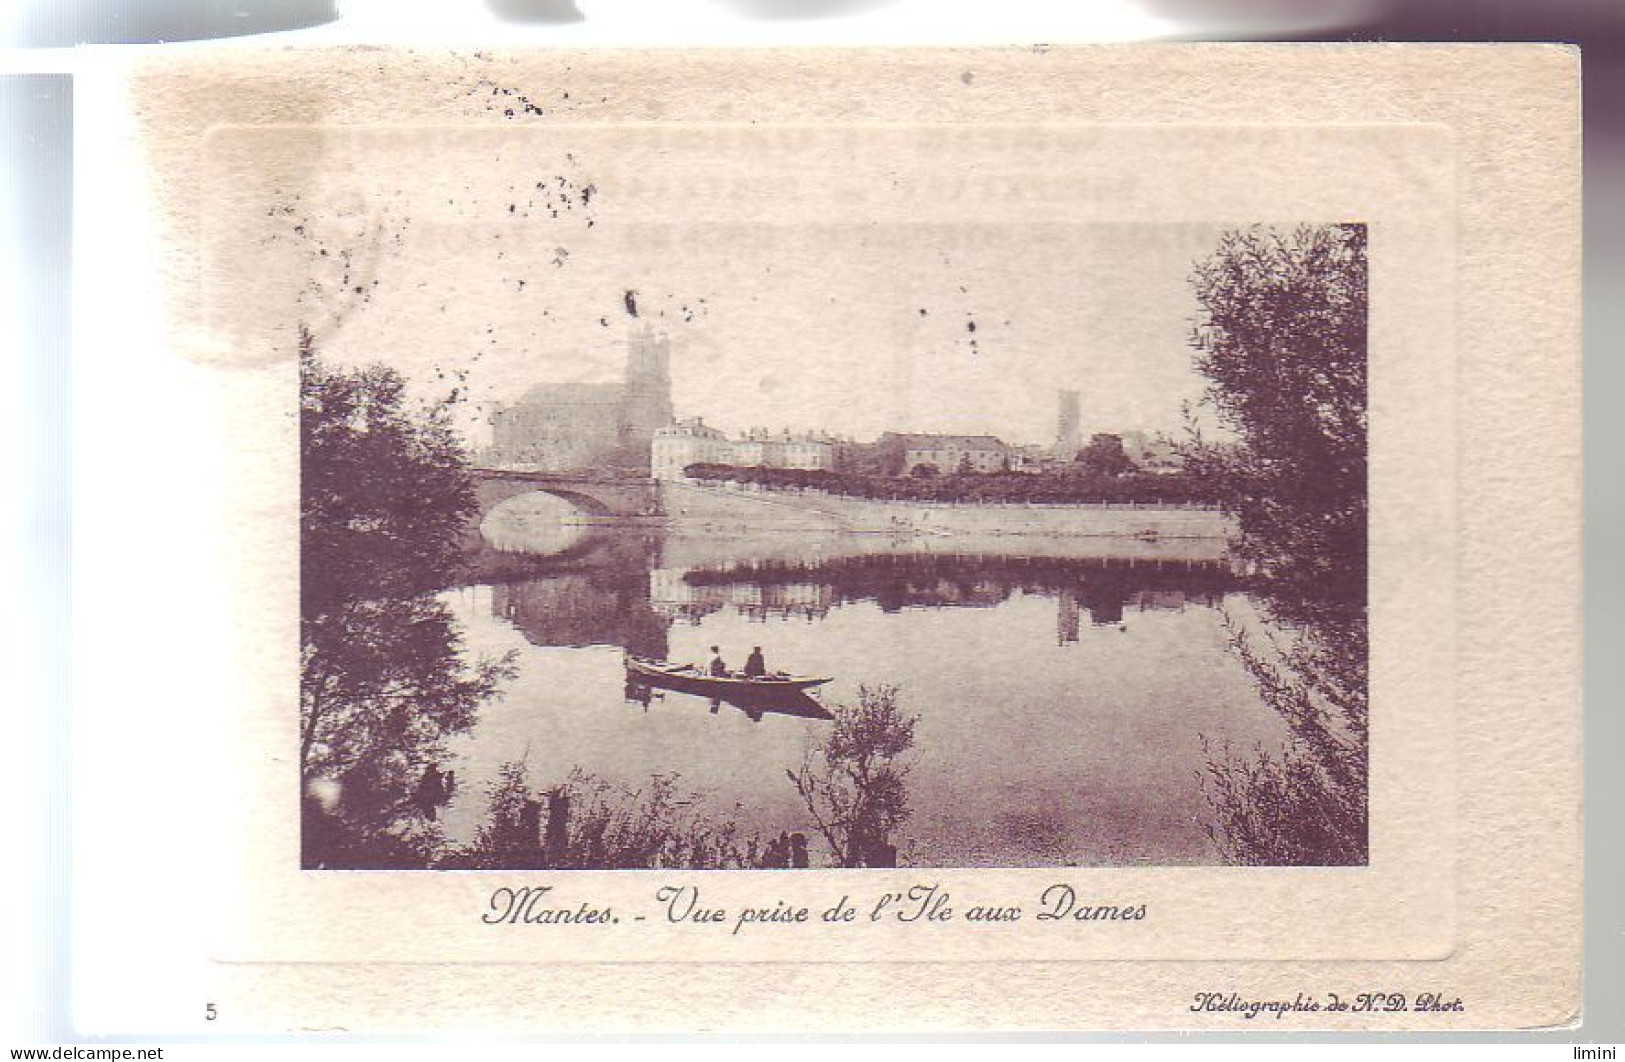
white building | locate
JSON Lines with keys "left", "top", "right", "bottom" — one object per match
{"left": 652, "top": 422, "right": 836, "bottom": 480}
{"left": 735, "top": 427, "right": 836, "bottom": 471}
{"left": 651, "top": 417, "right": 733, "bottom": 480}
{"left": 775, "top": 432, "right": 835, "bottom": 471}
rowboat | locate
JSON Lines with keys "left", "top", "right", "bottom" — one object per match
{"left": 625, "top": 654, "right": 832, "bottom": 695}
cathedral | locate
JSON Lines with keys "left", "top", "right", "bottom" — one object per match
{"left": 484, "top": 325, "right": 674, "bottom": 473}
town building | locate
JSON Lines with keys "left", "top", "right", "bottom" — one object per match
{"left": 483, "top": 325, "right": 674, "bottom": 472}
{"left": 875, "top": 432, "right": 1011, "bottom": 476}
{"left": 735, "top": 428, "right": 838, "bottom": 471}
{"left": 652, "top": 422, "right": 838, "bottom": 480}
{"left": 650, "top": 417, "right": 733, "bottom": 479}
{"left": 1119, "top": 430, "right": 1185, "bottom": 474}
{"left": 1007, "top": 443, "right": 1050, "bottom": 473}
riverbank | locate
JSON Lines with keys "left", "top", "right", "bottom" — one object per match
{"left": 470, "top": 479, "right": 1236, "bottom": 579}
{"left": 654, "top": 480, "right": 1233, "bottom": 541}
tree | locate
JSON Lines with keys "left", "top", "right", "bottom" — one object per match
{"left": 1185, "top": 223, "right": 1369, "bottom": 866}
{"left": 442, "top": 764, "right": 764, "bottom": 870}
{"left": 1076, "top": 433, "right": 1133, "bottom": 477}
{"left": 787, "top": 685, "right": 917, "bottom": 867}
{"left": 1186, "top": 224, "right": 1367, "bottom": 612}
{"left": 300, "top": 330, "right": 479, "bottom": 613}
{"left": 300, "top": 334, "right": 515, "bottom": 867}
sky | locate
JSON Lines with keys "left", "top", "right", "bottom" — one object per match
{"left": 210, "top": 124, "right": 1236, "bottom": 449}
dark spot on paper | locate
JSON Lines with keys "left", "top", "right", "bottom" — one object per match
{"left": 624, "top": 290, "right": 639, "bottom": 317}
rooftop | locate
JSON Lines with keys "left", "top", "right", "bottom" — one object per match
{"left": 881, "top": 432, "right": 1009, "bottom": 450}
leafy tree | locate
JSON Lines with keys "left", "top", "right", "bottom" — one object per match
{"left": 787, "top": 685, "right": 917, "bottom": 867}
{"left": 1185, "top": 224, "right": 1367, "bottom": 612}
{"left": 299, "top": 595, "right": 513, "bottom": 787}
{"left": 1076, "top": 433, "right": 1133, "bottom": 477}
{"left": 1184, "top": 223, "right": 1369, "bottom": 866}
{"left": 300, "top": 333, "right": 516, "bottom": 867}
{"left": 301, "top": 330, "right": 479, "bottom": 613}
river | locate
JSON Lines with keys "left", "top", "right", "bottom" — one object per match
{"left": 432, "top": 499, "right": 1286, "bottom": 868}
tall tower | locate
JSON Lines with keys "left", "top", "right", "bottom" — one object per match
{"left": 1056, "top": 389, "right": 1081, "bottom": 460}
{"left": 620, "top": 324, "right": 675, "bottom": 444}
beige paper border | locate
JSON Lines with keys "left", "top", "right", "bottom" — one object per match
{"left": 106, "top": 44, "right": 1578, "bottom": 1032}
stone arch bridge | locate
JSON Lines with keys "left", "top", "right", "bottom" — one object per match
{"left": 470, "top": 468, "right": 662, "bottom": 522}
{"left": 465, "top": 469, "right": 661, "bottom": 548}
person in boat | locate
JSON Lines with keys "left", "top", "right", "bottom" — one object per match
{"left": 708, "top": 646, "right": 727, "bottom": 677}
{"left": 743, "top": 646, "right": 766, "bottom": 678}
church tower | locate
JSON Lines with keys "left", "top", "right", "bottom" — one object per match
{"left": 619, "top": 324, "right": 675, "bottom": 447}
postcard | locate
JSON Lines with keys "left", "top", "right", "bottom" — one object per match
{"left": 70, "top": 44, "right": 1580, "bottom": 1033}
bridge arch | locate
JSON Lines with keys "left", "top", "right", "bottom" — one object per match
{"left": 464, "top": 469, "right": 661, "bottom": 551}
{"left": 490, "top": 485, "right": 617, "bottom": 519}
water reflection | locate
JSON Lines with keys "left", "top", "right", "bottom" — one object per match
{"left": 485, "top": 539, "right": 1234, "bottom": 656}
{"left": 625, "top": 676, "right": 835, "bottom": 722}
{"left": 428, "top": 530, "right": 1279, "bottom": 868}
{"left": 493, "top": 573, "right": 669, "bottom": 659}
{"left": 305, "top": 504, "right": 1290, "bottom": 870}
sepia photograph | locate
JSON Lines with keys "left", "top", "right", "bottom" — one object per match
{"left": 272, "top": 122, "right": 1371, "bottom": 874}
